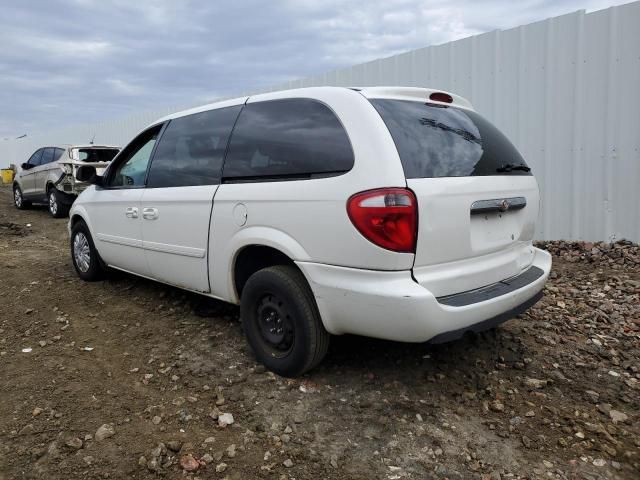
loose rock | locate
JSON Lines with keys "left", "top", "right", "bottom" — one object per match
{"left": 94, "top": 424, "right": 115, "bottom": 441}
{"left": 180, "top": 454, "right": 200, "bottom": 472}
{"left": 218, "top": 412, "right": 234, "bottom": 427}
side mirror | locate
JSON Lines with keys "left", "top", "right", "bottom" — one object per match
{"left": 76, "top": 165, "right": 102, "bottom": 186}
{"left": 21, "top": 162, "right": 31, "bottom": 170}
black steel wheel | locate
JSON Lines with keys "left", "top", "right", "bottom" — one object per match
{"left": 240, "top": 265, "right": 329, "bottom": 377}
{"left": 255, "top": 293, "right": 296, "bottom": 357}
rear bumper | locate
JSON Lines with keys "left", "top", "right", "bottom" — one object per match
{"left": 296, "top": 247, "right": 551, "bottom": 343}
{"left": 54, "top": 173, "right": 86, "bottom": 199}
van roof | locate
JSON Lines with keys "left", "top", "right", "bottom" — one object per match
{"left": 41, "top": 144, "right": 120, "bottom": 150}
{"left": 357, "top": 87, "right": 474, "bottom": 110}
{"left": 152, "top": 86, "right": 474, "bottom": 127}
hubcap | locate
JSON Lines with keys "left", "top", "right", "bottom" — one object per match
{"left": 49, "top": 191, "right": 57, "bottom": 215}
{"left": 73, "top": 232, "right": 91, "bottom": 273}
{"left": 256, "top": 295, "right": 294, "bottom": 355}
{"left": 14, "top": 188, "right": 22, "bottom": 207}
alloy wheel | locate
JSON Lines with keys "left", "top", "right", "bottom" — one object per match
{"left": 49, "top": 191, "right": 58, "bottom": 215}
{"left": 73, "top": 232, "right": 91, "bottom": 273}
{"left": 14, "top": 188, "right": 22, "bottom": 207}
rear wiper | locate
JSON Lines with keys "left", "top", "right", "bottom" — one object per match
{"left": 496, "top": 163, "right": 531, "bottom": 173}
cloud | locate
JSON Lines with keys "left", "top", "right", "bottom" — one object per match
{"left": 105, "top": 78, "right": 143, "bottom": 96}
{"left": 0, "top": 0, "right": 631, "bottom": 138}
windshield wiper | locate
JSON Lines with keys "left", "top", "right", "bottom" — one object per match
{"left": 496, "top": 163, "right": 531, "bottom": 173}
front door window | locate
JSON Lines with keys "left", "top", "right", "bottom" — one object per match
{"left": 108, "top": 127, "right": 161, "bottom": 188}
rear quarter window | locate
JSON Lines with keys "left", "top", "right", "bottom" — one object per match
{"left": 222, "top": 98, "right": 354, "bottom": 181}
{"left": 370, "top": 99, "right": 530, "bottom": 178}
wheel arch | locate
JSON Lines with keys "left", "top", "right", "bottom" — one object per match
{"left": 232, "top": 244, "right": 300, "bottom": 302}
{"left": 69, "top": 213, "right": 86, "bottom": 229}
{"left": 217, "top": 226, "right": 311, "bottom": 303}
{"left": 68, "top": 206, "right": 95, "bottom": 240}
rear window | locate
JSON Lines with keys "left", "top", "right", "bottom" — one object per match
{"left": 370, "top": 99, "right": 531, "bottom": 178}
{"left": 222, "top": 98, "right": 354, "bottom": 181}
{"left": 77, "top": 148, "right": 120, "bottom": 163}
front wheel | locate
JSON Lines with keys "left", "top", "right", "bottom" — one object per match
{"left": 240, "top": 265, "right": 330, "bottom": 377}
{"left": 48, "top": 189, "right": 69, "bottom": 218}
{"left": 70, "top": 221, "right": 106, "bottom": 281}
{"left": 13, "top": 185, "right": 30, "bottom": 210}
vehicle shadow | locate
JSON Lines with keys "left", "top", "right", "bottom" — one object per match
{"left": 317, "top": 320, "right": 527, "bottom": 384}
{"left": 101, "top": 268, "right": 528, "bottom": 383}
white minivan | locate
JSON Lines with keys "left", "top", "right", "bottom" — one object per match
{"left": 69, "top": 86, "right": 551, "bottom": 377}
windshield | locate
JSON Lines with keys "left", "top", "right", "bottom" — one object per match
{"left": 370, "top": 99, "right": 531, "bottom": 178}
{"left": 76, "top": 148, "right": 120, "bottom": 163}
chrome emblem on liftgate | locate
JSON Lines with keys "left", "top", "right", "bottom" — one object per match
{"left": 469, "top": 197, "right": 526, "bottom": 215}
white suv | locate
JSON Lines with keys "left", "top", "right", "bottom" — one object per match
{"left": 69, "top": 87, "right": 551, "bottom": 377}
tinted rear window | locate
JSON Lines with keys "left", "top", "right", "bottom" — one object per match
{"left": 223, "top": 99, "right": 353, "bottom": 181}
{"left": 147, "top": 106, "right": 241, "bottom": 188}
{"left": 370, "top": 99, "right": 530, "bottom": 178}
{"left": 41, "top": 148, "right": 55, "bottom": 165}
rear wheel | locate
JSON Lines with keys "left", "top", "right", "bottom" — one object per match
{"left": 70, "top": 221, "right": 106, "bottom": 281}
{"left": 240, "top": 265, "right": 329, "bottom": 377}
{"left": 13, "top": 185, "right": 30, "bottom": 210}
{"left": 48, "top": 188, "right": 69, "bottom": 218}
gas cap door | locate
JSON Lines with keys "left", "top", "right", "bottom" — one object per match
{"left": 232, "top": 203, "right": 248, "bottom": 226}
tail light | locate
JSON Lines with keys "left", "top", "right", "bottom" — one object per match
{"left": 429, "top": 92, "right": 453, "bottom": 103}
{"left": 347, "top": 188, "right": 418, "bottom": 253}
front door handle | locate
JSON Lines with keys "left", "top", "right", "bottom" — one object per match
{"left": 142, "top": 207, "right": 159, "bottom": 220}
{"left": 125, "top": 207, "right": 138, "bottom": 219}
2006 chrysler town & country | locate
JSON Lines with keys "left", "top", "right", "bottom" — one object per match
{"left": 69, "top": 86, "right": 551, "bottom": 377}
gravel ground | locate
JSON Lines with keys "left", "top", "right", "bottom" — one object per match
{"left": 0, "top": 184, "right": 638, "bottom": 480}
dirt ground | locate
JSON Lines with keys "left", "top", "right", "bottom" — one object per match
{"left": 0, "top": 184, "right": 638, "bottom": 480}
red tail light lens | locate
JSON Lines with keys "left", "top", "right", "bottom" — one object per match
{"left": 347, "top": 188, "right": 418, "bottom": 253}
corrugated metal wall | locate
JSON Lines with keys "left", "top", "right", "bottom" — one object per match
{"left": 1, "top": 2, "right": 639, "bottom": 242}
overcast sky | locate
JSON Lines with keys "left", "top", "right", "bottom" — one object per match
{"left": 0, "top": 0, "right": 630, "bottom": 138}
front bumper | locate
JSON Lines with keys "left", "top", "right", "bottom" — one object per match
{"left": 296, "top": 247, "right": 551, "bottom": 343}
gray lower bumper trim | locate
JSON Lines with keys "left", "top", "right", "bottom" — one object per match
{"left": 437, "top": 266, "right": 545, "bottom": 307}
{"left": 428, "top": 290, "right": 543, "bottom": 344}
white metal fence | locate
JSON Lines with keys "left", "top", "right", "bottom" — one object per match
{"left": 1, "top": 2, "right": 639, "bottom": 242}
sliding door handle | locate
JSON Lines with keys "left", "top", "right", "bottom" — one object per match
{"left": 125, "top": 207, "right": 138, "bottom": 218}
{"left": 142, "top": 207, "right": 159, "bottom": 220}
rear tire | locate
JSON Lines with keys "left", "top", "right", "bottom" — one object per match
{"left": 70, "top": 221, "right": 106, "bottom": 281}
{"left": 48, "top": 188, "right": 69, "bottom": 218}
{"left": 240, "top": 265, "right": 330, "bottom": 377}
{"left": 13, "top": 185, "right": 30, "bottom": 210}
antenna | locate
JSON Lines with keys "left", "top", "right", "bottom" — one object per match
{"left": 89, "top": 133, "right": 95, "bottom": 145}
